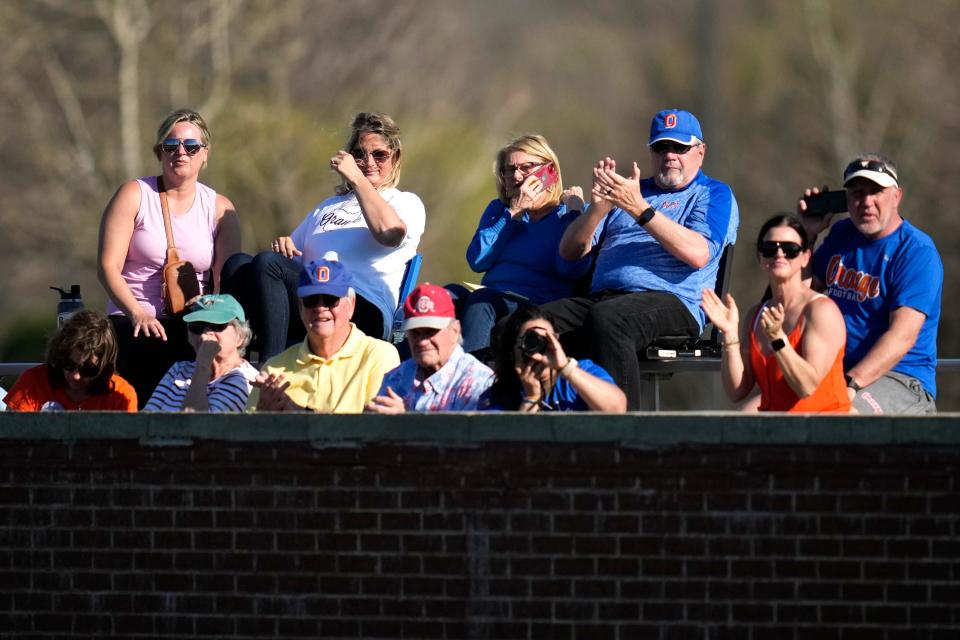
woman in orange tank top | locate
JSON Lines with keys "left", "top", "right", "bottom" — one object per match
{"left": 701, "top": 214, "right": 851, "bottom": 413}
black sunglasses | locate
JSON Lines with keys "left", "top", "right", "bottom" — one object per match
{"left": 351, "top": 149, "right": 392, "bottom": 164}
{"left": 59, "top": 357, "right": 100, "bottom": 378}
{"left": 160, "top": 138, "right": 206, "bottom": 155}
{"left": 843, "top": 159, "right": 898, "bottom": 183}
{"left": 758, "top": 240, "right": 804, "bottom": 259}
{"left": 188, "top": 322, "right": 230, "bottom": 335}
{"left": 651, "top": 141, "right": 698, "bottom": 155}
{"left": 302, "top": 294, "right": 341, "bottom": 309}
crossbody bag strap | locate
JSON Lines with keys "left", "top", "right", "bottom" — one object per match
{"left": 157, "top": 175, "right": 180, "bottom": 262}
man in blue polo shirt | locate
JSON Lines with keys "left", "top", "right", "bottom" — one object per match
{"left": 799, "top": 153, "right": 942, "bottom": 414}
{"left": 547, "top": 109, "right": 739, "bottom": 410}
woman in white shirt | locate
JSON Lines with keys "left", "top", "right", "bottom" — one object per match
{"left": 222, "top": 112, "right": 425, "bottom": 360}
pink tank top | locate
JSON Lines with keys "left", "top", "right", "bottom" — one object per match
{"left": 107, "top": 176, "right": 218, "bottom": 318}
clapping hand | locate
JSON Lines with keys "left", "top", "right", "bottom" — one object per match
{"left": 759, "top": 302, "right": 785, "bottom": 342}
{"left": 700, "top": 289, "right": 740, "bottom": 338}
{"left": 365, "top": 387, "right": 406, "bottom": 414}
{"left": 254, "top": 371, "right": 301, "bottom": 411}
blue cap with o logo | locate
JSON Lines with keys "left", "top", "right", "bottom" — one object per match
{"left": 648, "top": 109, "right": 704, "bottom": 146}
{"left": 297, "top": 251, "right": 353, "bottom": 298}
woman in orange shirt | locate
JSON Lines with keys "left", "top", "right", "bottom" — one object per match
{"left": 5, "top": 310, "right": 137, "bottom": 412}
{"left": 701, "top": 214, "right": 851, "bottom": 413}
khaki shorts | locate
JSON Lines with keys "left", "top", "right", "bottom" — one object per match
{"left": 852, "top": 371, "right": 936, "bottom": 415}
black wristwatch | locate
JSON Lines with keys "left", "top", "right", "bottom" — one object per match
{"left": 636, "top": 206, "right": 656, "bottom": 226}
{"left": 771, "top": 338, "right": 786, "bottom": 352}
{"left": 844, "top": 374, "right": 863, "bottom": 392}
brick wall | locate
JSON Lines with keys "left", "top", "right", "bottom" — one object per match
{"left": 1, "top": 413, "right": 959, "bottom": 638}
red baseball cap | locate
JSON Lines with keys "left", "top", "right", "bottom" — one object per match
{"left": 401, "top": 283, "right": 456, "bottom": 331}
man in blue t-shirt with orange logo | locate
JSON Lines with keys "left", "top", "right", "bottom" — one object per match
{"left": 547, "top": 109, "right": 739, "bottom": 410}
{"left": 799, "top": 154, "right": 942, "bottom": 414}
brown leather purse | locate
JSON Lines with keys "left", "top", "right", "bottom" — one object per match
{"left": 158, "top": 176, "right": 201, "bottom": 316}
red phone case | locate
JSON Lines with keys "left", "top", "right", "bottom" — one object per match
{"left": 533, "top": 164, "right": 558, "bottom": 190}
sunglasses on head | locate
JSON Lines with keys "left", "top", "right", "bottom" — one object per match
{"left": 501, "top": 161, "right": 546, "bottom": 177}
{"left": 59, "top": 357, "right": 100, "bottom": 378}
{"left": 302, "top": 294, "right": 341, "bottom": 309}
{"left": 187, "top": 322, "right": 230, "bottom": 335}
{"left": 843, "top": 159, "right": 898, "bottom": 183}
{"left": 160, "top": 138, "right": 206, "bottom": 155}
{"left": 351, "top": 148, "right": 392, "bottom": 164}
{"left": 758, "top": 240, "right": 804, "bottom": 259}
{"left": 651, "top": 141, "right": 697, "bottom": 155}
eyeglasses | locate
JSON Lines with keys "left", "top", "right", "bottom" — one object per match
{"left": 501, "top": 161, "right": 546, "bottom": 177}
{"left": 302, "top": 294, "right": 341, "bottom": 309}
{"left": 160, "top": 138, "right": 206, "bottom": 155}
{"left": 843, "top": 159, "right": 898, "bottom": 183}
{"left": 650, "top": 141, "right": 698, "bottom": 155}
{"left": 758, "top": 240, "right": 804, "bottom": 259}
{"left": 59, "top": 357, "right": 100, "bottom": 378}
{"left": 351, "top": 149, "right": 393, "bottom": 165}
{"left": 187, "top": 322, "right": 230, "bottom": 335}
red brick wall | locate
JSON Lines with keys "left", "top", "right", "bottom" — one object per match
{"left": 1, "top": 437, "right": 959, "bottom": 638}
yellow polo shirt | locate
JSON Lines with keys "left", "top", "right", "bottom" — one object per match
{"left": 247, "top": 324, "right": 400, "bottom": 413}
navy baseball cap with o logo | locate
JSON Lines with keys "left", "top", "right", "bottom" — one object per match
{"left": 648, "top": 109, "right": 704, "bottom": 146}
{"left": 297, "top": 251, "right": 353, "bottom": 298}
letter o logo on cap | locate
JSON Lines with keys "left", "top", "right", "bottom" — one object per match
{"left": 315, "top": 266, "right": 330, "bottom": 282}
{"left": 664, "top": 113, "right": 677, "bottom": 128}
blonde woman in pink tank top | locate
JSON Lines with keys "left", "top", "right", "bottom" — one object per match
{"left": 96, "top": 109, "right": 241, "bottom": 407}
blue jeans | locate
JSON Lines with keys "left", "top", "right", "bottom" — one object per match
{"left": 447, "top": 285, "right": 522, "bottom": 354}
{"left": 221, "top": 251, "right": 303, "bottom": 361}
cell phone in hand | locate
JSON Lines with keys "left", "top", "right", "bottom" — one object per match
{"left": 532, "top": 163, "right": 559, "bottom": 191}
{"left": 803, "top": 190, "right": 847, "bottom": 216}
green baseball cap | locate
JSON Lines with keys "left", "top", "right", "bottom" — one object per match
{"left": 182, "top": 294, "right": 246, "bottom": 324}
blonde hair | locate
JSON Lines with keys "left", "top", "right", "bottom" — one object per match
{"left": 152, "top": 108, "right": 211, "bottom": 168}
{"left": 493, "top": 134, "right": 563, "bottom": 207}
{"left": 336, "top": 112, "right": 403, "bottom": 195}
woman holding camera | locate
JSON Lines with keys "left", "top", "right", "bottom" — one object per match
{"left": 453, "top": 134, "right": 591, "bottom": 356}
{"left": 701, "top": 214, "right": 850, "bottom": 412}
{"left": 222, "top": 112, "right": 424, "bottom": 360}
{"left": 482, "top": 305, "right": 626, "bottom": 412}
{"left": 97, "top": 108, "right": 240, "bottom": 407}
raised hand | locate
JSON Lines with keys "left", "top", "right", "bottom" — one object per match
{"left": 701, "top": 289, "right": 740, "bottom": 338}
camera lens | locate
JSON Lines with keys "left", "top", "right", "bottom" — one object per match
{"left": 520, "top": 330, "right": 547, "bottom": 356}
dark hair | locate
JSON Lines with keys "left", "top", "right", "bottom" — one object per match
{"left": 756, "top": 213, "right": 809, "bottom": 251}
{"left": 487, "top": 304, "right": 554, "bottom": 410}
{"left": 44, "top": 309, "right": 119, "bottom": 396}
{"left": 335, "top": 111, "right": 403, "bottom": 195}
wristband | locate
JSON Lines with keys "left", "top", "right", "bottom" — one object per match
{"left": 771, "top": 338, "right": 786, "bottom": 352}
{"left": 844, "top": 374, "right": 863, "bottom": 392}
{"left": 558, "top": 357, "right": 579, "bottom": 379}
{"left": 636, "top": 206, "right": 656, "bottom": 227}
{"left": 722, "top": 340, "right": 740, "bottom": 350}
{"left": 520, "top": 396, "right": 541, "bottom": 405}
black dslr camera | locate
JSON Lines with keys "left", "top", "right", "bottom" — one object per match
{"left": 520, "top": 330, "right": 547, "bottom": 357}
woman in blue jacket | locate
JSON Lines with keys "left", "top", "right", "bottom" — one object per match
{"left": 453, "top": 134, "right": 591, "bottom": 356}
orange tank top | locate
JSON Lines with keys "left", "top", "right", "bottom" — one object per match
{"left": 750, "top": 298, "right": 851, "bottom": 413}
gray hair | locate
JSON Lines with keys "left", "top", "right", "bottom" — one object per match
{"left": 231, "top": 318, "right": 253, "bottom": 357}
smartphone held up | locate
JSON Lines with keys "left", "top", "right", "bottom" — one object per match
{"left": 803, "top": 189, "right": 847, "bottom": 216}
{"left": 532, "top": 163, "right": 559, "bottom": 191}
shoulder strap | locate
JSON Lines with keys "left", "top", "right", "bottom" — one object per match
{"left": 157, "top": 176, "right": 180, "bottom": 262}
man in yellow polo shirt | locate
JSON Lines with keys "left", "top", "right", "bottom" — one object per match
{"left": 247, "top": 252, "right": 399, "bottom": 412}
